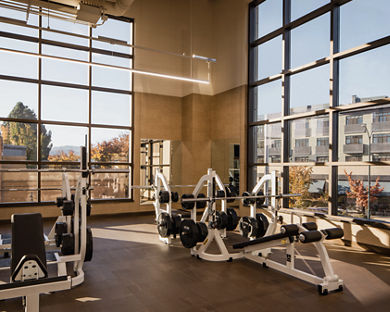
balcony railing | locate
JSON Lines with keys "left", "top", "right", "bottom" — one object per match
{"left": 371, "top": 143, "right": 390, "bottom": 153}
{"left": 344, "top": 124, "right": 364, "bottom": 134}
{"left": 269, "top": 147, "right": 281, "bottom": 156}
{"left": 294, "top": 128, "right": 311, "bottom": 138}
{"left": 343, "top": 144, "right": 364, "bottom": 154}
{"left": 294, "top": 146, "right": 311, "bottom": 156}
{"left": 315, "top": 145, "right": 328, "bottom": 156}
{"left": 372, "top": 121, "right": 390, "bottom": 131}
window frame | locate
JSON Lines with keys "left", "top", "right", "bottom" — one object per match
{"left": 0, "top": 13, "right": 134, "bottom": 206}
{"left": 248, "top": 0, "right": 390, "bottom": 217}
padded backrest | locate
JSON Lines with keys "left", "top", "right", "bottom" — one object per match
{"left": 11, "top": 213, "right": 47, "bottom": 275}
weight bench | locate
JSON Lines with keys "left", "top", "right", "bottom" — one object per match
{"left": 232, "top": 223, "right": 344, "bottom": 295}
{"left": 0, "top": 213, "right": 71, "bottom": 311}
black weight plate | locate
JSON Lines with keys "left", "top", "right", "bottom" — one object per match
{"left": 242, "top": 192, "right": 255, "bottom": 206}
{"left": 215, "top": 211, "right": 228, "bottom": 230}
{"left": 197, "top": 222, "right": 208, "bottom": 242}
{"left": 61, "top": 233, "right": 75, "bottom": 255}
{"left": 171, "top": 214, "right": 181, "bottom": 235}
{"left": 159, "top": 190, "right": 170, "bottom": 204}
{"left": 226, "top": 208, "right": 239, "bottom": 231}
{"left": 181, "top": 194, "right": 195, "bottom": 210}
{"left": 196, "top": 193, "right": 207, "bottom": 209}
{"left": 157, "top": 212, "right": 172, "bottom": 238}
{"left": 180, "top": 219, "right": 199, "bottom": 248}
{"left": 255, "top": 213, "right": 269, "bottom": 238}
{"left": 85, "top": 227, "right": 93, "bottom": 262}
{"left": 225, "top": 187, "right": 236, "bottom": 203}
{"left": 216, "top": 190, "right": 225, "bottom": 198}
{"left": 239, "top": 216, "right": 258, "bottom": 238}
{"left": 256, "top": 190, "right": 265, "bottom": 206}
{"left": 171, "top": 191, "right": 179, "bottom": 203}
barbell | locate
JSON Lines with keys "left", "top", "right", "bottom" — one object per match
{"left": 181, "top": 193, "right": 301, "bottom": 204}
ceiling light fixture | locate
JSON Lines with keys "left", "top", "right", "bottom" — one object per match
{"left": 0, "top": 47, "right": 210, "bottom": 85}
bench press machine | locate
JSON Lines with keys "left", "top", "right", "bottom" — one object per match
{"left": 179, "top": 169, "right": 344, "bottom": 294}
{"left": 0, "top": 213, "right": 71, "bottom": 311}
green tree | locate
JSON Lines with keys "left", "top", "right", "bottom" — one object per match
{"left": 2, "top": 102, "right": 52, "bottom": 160}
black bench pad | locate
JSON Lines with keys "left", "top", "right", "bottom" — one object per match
{"left": 233, "top": 232, "right": 294, "bottom": 249}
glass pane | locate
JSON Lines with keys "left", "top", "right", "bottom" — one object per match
{"left": 42, "top": 17, "right": 89, "bottom": 46}
{"left": 0, "top": 37, "right": 38, "bottom": 78}
{"left": 340, "top": 0, "right": 390, "bottom": 52}
{"left": 289, "top": 166, "right": 329, "bottom": 212}
{"left": 252, "top": 35, "right": 282, "bottom": 81}
{"left": 92, "top": 18, "right": 132, "bottom": 54}
{"left": 92, "top": 54, "right": 132, "bottom": 90}
{"left": 44, "top": 125, "right": 88, "bottom": 161}
{"left": 0, "top": 166, "right": 38, "bottom": 203}
{"left": 0, "top": 80, "right": 38, "bottom": 118}
{"left": 291, "top": 13, "right": 330, "bottom": 68}
{"left": 291, "top": 0, "right": 329, "bottom": 21}
{"left": 248, "top": 165, "right": 283, "bottom": 191}
{"left": 249, "top": 80, "right": 281, "bottom": 122}
{"left": 249, "top": 123, "right": 282, "bottom": 164}
{"left": 338, "top": 166, "right": 390, "bottom": 221}
{"left": 0, "top": 7, "right": 39, "bottom": 35}
{"left": 91, "top": 165, "right": 131, "bottom": 199}
{"left": 290, "top": 64, "right": 329, "bottom": 115}
{"left": 40, "top": 164, "right": 80, "bottom": 202}
{"left": 0, "top": 121, "right": 38, "bottom": 161}
{"left": 41, "top": 45, "right": 89, "bottom": 85}
{"left": 339, "top": 105, "right": 390, "bottom": 162}
{"left": 91, "top": 128, "right": 130, "bottom": 162}
{"left": 289, "top": 116, "right": 329, "bottom": 162}
{"left": 41, "top": 85, "right": 88, "bottom": 123}
{"left": 92, "top": 91, "right": 131, "bottom": 126}
{"left": 253, "top": 0, "right": 282, "bottom": 40}
{"left": 339, "top": 44, "right": 390, "bottom": 106}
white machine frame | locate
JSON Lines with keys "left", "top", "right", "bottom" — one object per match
{"left": 189, "top": 168, "right": 240, "bottom": 261}
{"left": 153, "top": 168, "right": 174, "bottom": 244}
{"left": 186, "top": 169, "right": 344, "bottom": 294}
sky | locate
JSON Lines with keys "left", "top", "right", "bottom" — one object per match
{"left": 0, "top": 7, "right": 132, "bottom": 151}
{"left": 252, "top": 0, "right": 390, "bottom": 121}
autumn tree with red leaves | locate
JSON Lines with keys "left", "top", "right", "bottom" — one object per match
{"left": 48, "top": 134, "right": 129, "bottom": 164}
{"left": 344, "top": 170, "right": 384, "bottom": 212}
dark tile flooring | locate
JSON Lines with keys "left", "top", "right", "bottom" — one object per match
{"left": 0, "top": 214, "right": 390, "bottom": 312}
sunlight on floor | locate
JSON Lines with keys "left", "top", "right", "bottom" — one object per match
{"left": 105, "top": 223, "right": 158, "bottom": 234}
{"left": 92, "top": 225, "right": 163, "bottom": 246}
{"left": 75, "top": 297, "right": 102, "bottom": 303}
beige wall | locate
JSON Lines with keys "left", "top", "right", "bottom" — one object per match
{"left": 126, "top": 0, "right": 250, "bottom": 97}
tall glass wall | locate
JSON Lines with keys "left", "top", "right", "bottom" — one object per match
{"left": 248, "top": 0, "right": 390, "bottom": 221}
{"left": 0, "top": 9, "right": 133, "bottom": 204}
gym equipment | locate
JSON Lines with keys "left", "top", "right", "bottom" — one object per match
{"left": 152, "top": 168, "right": 191, "bottom": 244}
{"left": 238, "top": 172, "right": 279, "bottom": 239}
{"left": 0, "top": 146, "right": 93, "bottom": 288}
{"left": 232, "top": 221, "right": 344, "bottom": 295}
{"left": 179, "top": 168, "right": 344, "bottom": 295}
{"left": 180, "top": 219, "right": 208, "bottom": 248}
{"left": 179, "top": 168, "right": 242, "bottom": 261}
{"left": 226, "top": 208, "right": 239, "bottom": 231}
{"left": 0, "top": 213, "right": 71, "bottom": 311}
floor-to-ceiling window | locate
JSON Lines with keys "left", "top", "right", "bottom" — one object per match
{"left": 248, "top": 0, "right": 390, "bottom": 220}
{"left": 0, "top": 7, "right": 133, "bottom": 205}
